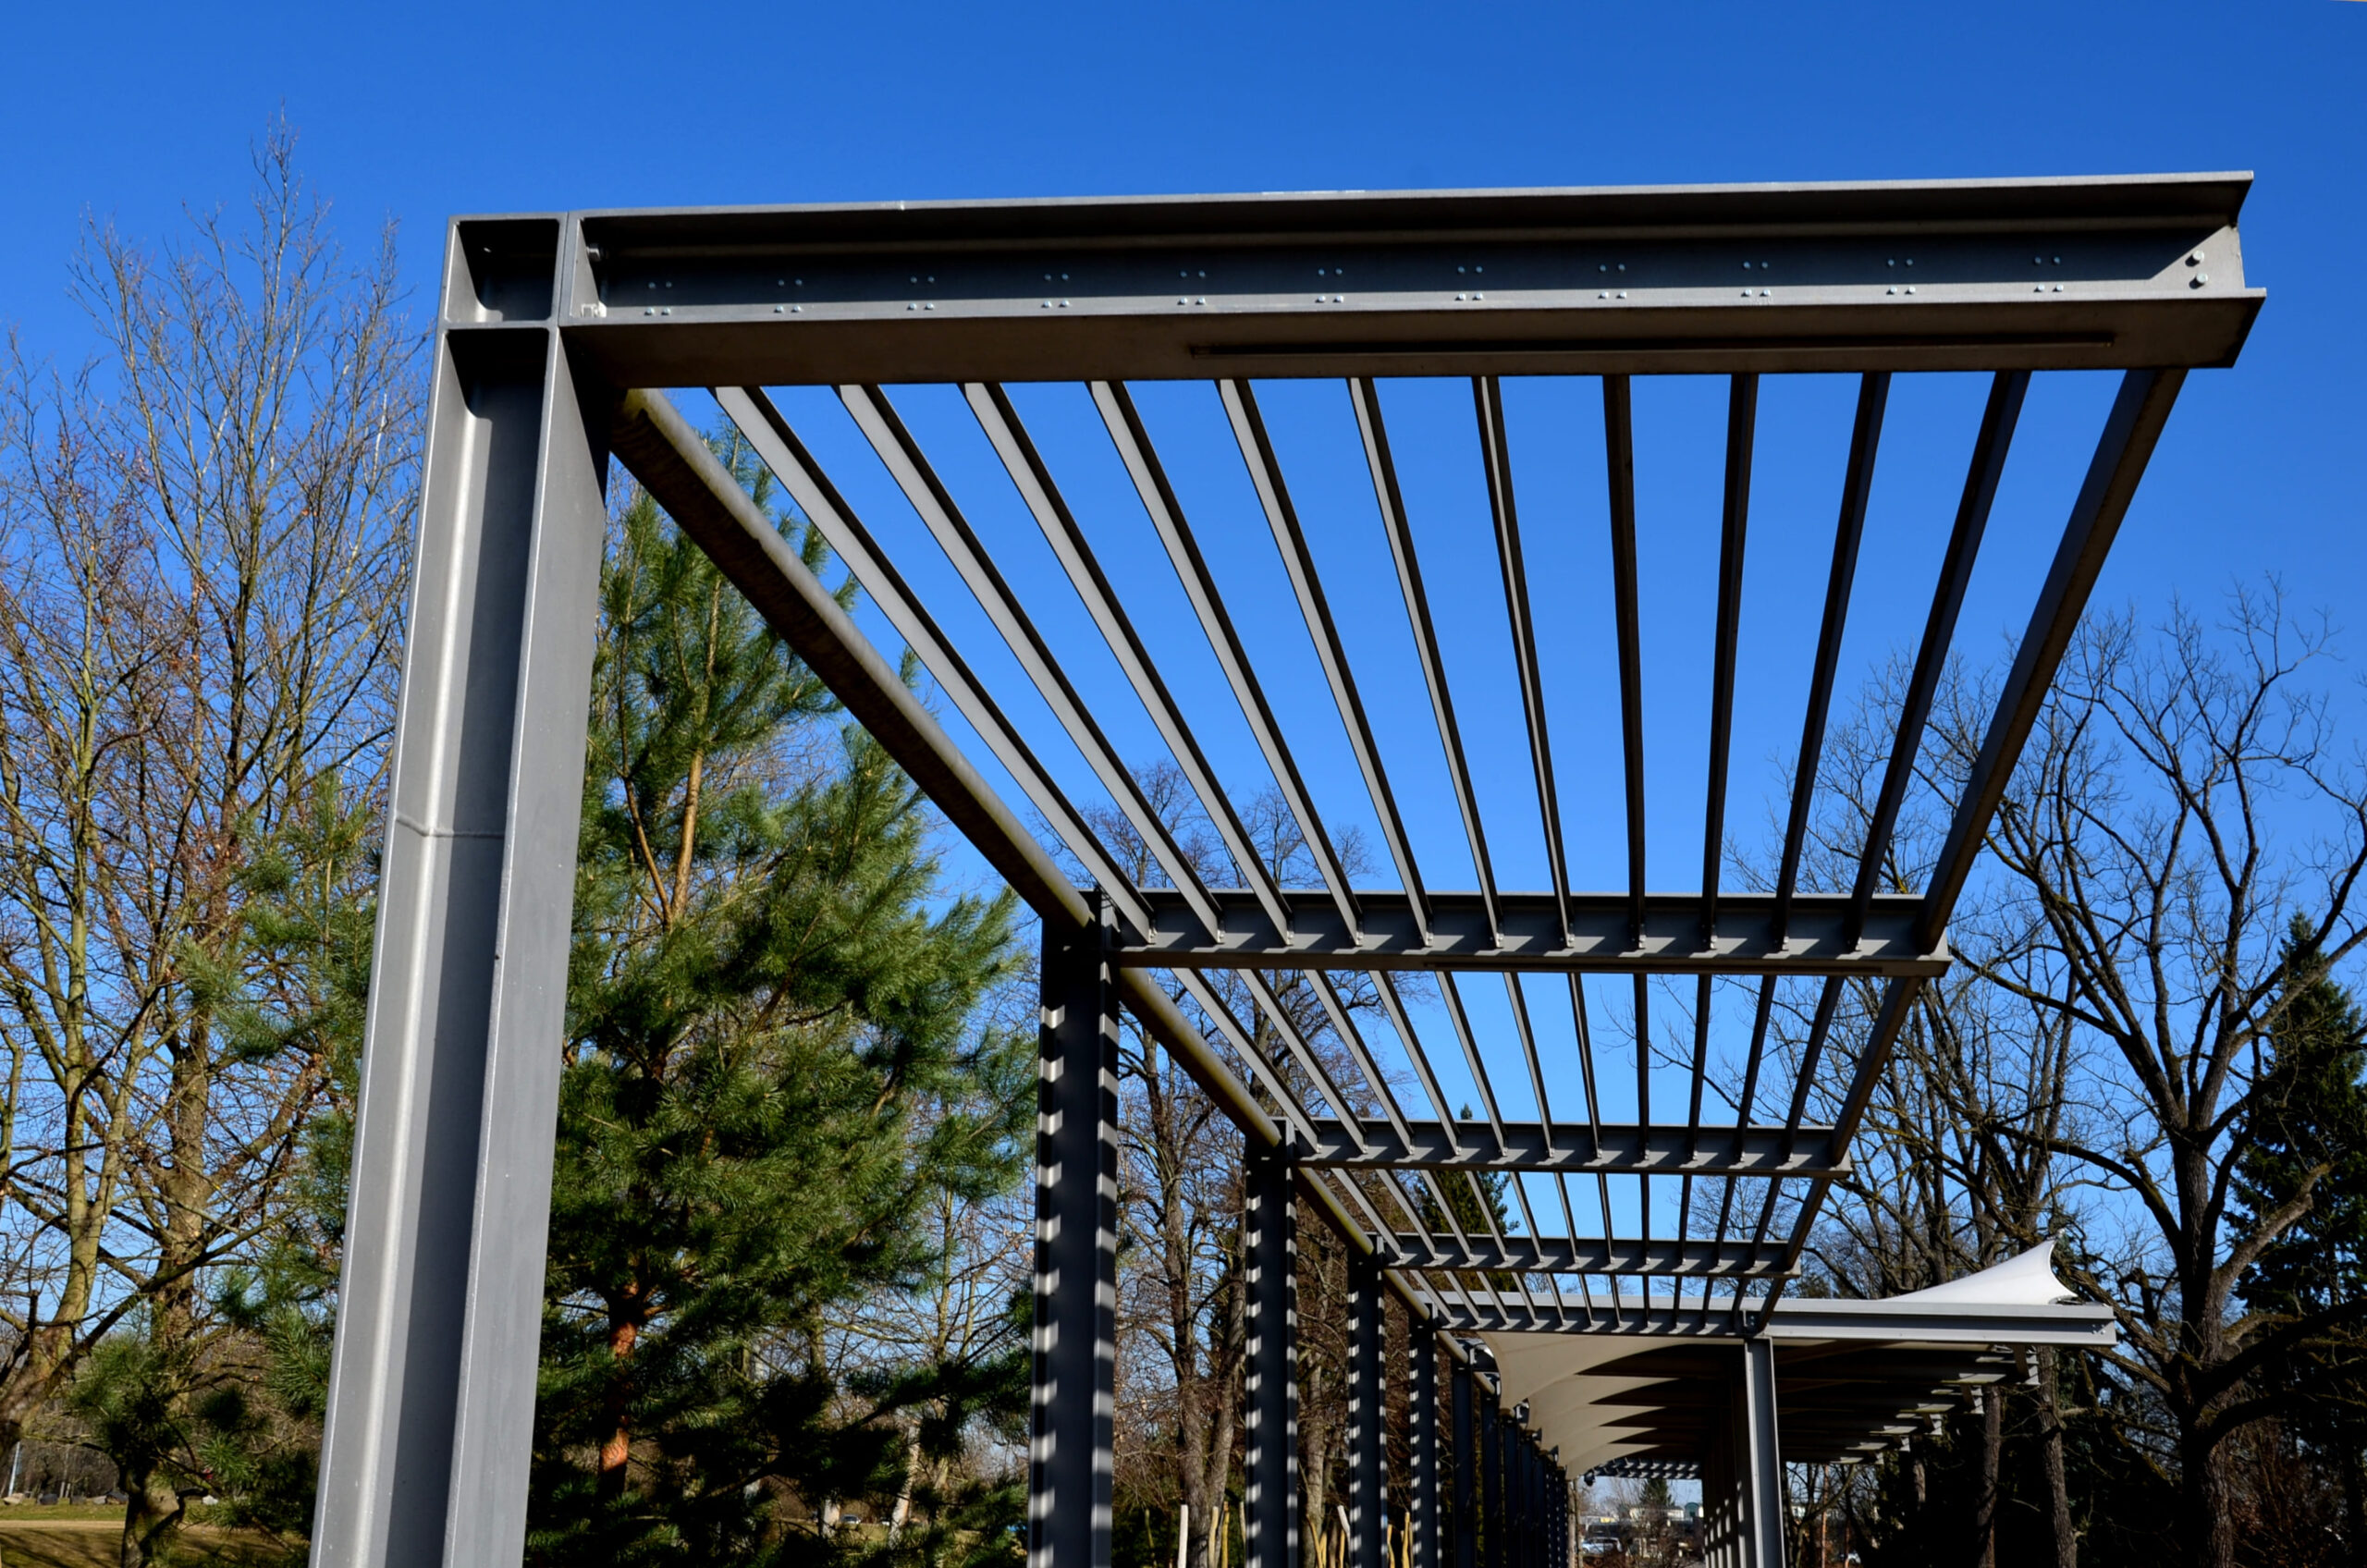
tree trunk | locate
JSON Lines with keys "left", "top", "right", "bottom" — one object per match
{"left": 2177, "top": 1416, "right": 2232, "bottom": 1568}
{"left": 599, "top": 1315, "right": 640, "bottom": 1497}
{"left": 118, "top": 1477, "right": 183, "bottom": 1568}
{"left": 2037, "top": 1348, "right": 2077, "bottom": 1568}
{"left": 1973, "top": 1386, "right": 2003, "bottom": 1568}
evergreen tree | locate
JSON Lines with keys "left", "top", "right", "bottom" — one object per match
{"left": 529, "top": 443, "right": 1030, "bottom": 1565}
{"left": 2233, "top": 915, "right": 2367, "bottom": 1550}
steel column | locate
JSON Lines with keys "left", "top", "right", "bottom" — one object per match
{"left": 1245, "top": 1145, "right": 1300, "bottom": 1568}
{"left": 1739, "top": 1339, "right": 1786, "bottom": 1568}
{"left": 1551, "top": 1463, "right": 1565, "bottom": 1568}
{"left": 1410, "top": 1331, "right": 1441, "bottom": 1568}
{"left": 1510, "top": 1431, "right": 1527, "bottom": 1568}
{"left": 1451, "top": 1357, "right": 1477, "bottom": 1568}
{"left": 1348, "top": 1253, "right": 1387, "bottom": 1568}
{"left": 1030, "top": 898, "right": 1122, "bottom": 1568}
{"left": 1482, "top": 1399, "right": 1504, "bottom": 1568}
{"left": 1524, "top": 1439, "right": 1543, "bottom": 1568}
{"left": 313, "top": 303, "right": 609, "bottom": 1568}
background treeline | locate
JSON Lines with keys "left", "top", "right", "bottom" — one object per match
{"left": 0, "top": 143, "right": 2360, "bottom": 1568}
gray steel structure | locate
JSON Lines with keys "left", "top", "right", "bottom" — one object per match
{"left": 312, "top": 176, "right": 2259, "bottom": 1568}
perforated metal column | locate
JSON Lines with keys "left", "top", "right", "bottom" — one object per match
{"left": 1029, "top": 897, "right": 1122, "bottom": 1568}
{"left": 1347, "top": 1254, "right": 1387, "bottom": 1568}
{"left": 1245, "top": 1146, "right": 1299, "bottom": 1568}
{"left": 1409, "top": 1332, "right": 1441, "bottom": 1568}
{"left": 1482, "top": 1398, "right": 1504, "bottom": 1568}
{"left": 1451, "top": 1358, "right": 1477, "bottom": 1568}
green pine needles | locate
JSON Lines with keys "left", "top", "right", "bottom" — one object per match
{"left": 529, "top": 433, "right": 1031, "bottom": 1566}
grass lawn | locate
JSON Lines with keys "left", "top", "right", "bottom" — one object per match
{"left": 0, "top": 1505, "right": 299, "bottom": 1567}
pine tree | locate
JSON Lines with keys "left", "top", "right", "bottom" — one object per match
{"left": 2233, "top": 915, "right": 2367, "bottom": 1550}
{"left": 528, "top": 440, "right": 1030, "bottom": 1565}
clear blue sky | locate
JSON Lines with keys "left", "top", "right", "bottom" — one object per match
{"left": 6, "top": 2, "right": 2363, "bottom": 1197}
{"left": 5, "top": 0, "right": 2359, "bottom": 619}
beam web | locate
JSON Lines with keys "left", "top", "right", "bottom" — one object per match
{"left": 1602, "top": 375, "right": 1646, "bottom": 943}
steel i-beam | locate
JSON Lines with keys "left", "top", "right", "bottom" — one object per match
{"left": 313, "top": 269, "right": 609, "bottom": 1568}
{"left": 1348, "top": 1254, "right": 1388, "bottom": 1568}
{"left": 1245, "top": 1146, "right": 1299, "bottom": 1568}
{"left": 1029, "top": 900, "right": 1122, "bottom": 1568}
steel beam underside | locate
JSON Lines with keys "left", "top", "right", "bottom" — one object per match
{"left": 1113, "top": 889, "right": 1946, "bottom": 974}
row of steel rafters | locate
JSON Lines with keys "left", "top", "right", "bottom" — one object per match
{"left": 709, "top": 368, "right": 2168, "bottom": 1305}
{"left": 1733, "top": 366, "right": 2189, "bottom": 1334}
{"left": 717, "top": 373, "right": 1806, "bottom": 1294}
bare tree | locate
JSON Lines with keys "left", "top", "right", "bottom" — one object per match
{"left": 0, "top": 125, "right": 416, "bottom": 1564}
{"left": 1941, "top": 590, "right": 2367, "bottom": 1568}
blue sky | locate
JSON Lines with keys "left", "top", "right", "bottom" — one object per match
{"left": 6, "top": 2, "right": 2364, "bottom": 1240}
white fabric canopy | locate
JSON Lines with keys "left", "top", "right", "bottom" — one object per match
{"left": 1472, "top": 1242, "right": 2092, "bottom": 1471}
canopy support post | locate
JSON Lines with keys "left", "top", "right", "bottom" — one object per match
{"left": 1245, "top": 1145, "right": 1299, "bottom": 1568}
{"left": 1029, "top": 895, "right": 1121, "bottom": 1568}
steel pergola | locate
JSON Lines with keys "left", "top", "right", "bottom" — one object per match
{"left": 313, "top": 175, "right": 2259, "bottom": 1568}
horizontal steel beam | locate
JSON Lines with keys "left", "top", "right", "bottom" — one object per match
{"left": 1308, "top": 1120, "right": 1848, "bottom": 1179}
{"left": 1113, "top": 888, "right": 1947, "bottom": 974}
{"left": 1425, "top": 1293, "right": 2117, "bottom": 1345}
{"left": 448, "top": 175, "right": 2258, "bottom": 384}
{"left": 1383, "top": 1236, "right": 1797, "bottom": 1277}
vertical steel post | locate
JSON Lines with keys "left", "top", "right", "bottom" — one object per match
{"left": 1740, "top": 1339, "right": 1786, "bottom": 1568}
{"left": 1508, "top": 1429, "right": 1525, "bottom": 1568}
{"left": 1451, "top": 1358, "right": 1477, "bottom": 1568}
{"left": 1030, "top": 895, "right": 1122, "bottom": 1568}
{"left": 1482, "top": 1397, "right": 1504, "bottom": 1568}
{"left": 1524, "top": 1430, "right": 1543, "bottom": 1568}
{"left": 1347, "top": 1253, "right": 1387, "bottom": 1568}
{"left": 1550, "top": 1462, "right": 1564, "bottom": 1568}
{"left": 1534, "top": 1457, "right": 1545, "bottom": 1568}
{"left": 1245, "top": 1145, "right": 1299, "bottom": 1568}
{"left": 1409, "top": 1331, "right": 1440, "bottom": 1568}
{"left": 1704, "top": 1417, "right": 1735, "bottom": 1568}
{"left": 313, "top": 224, "right": 609, "bottom": 1568}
